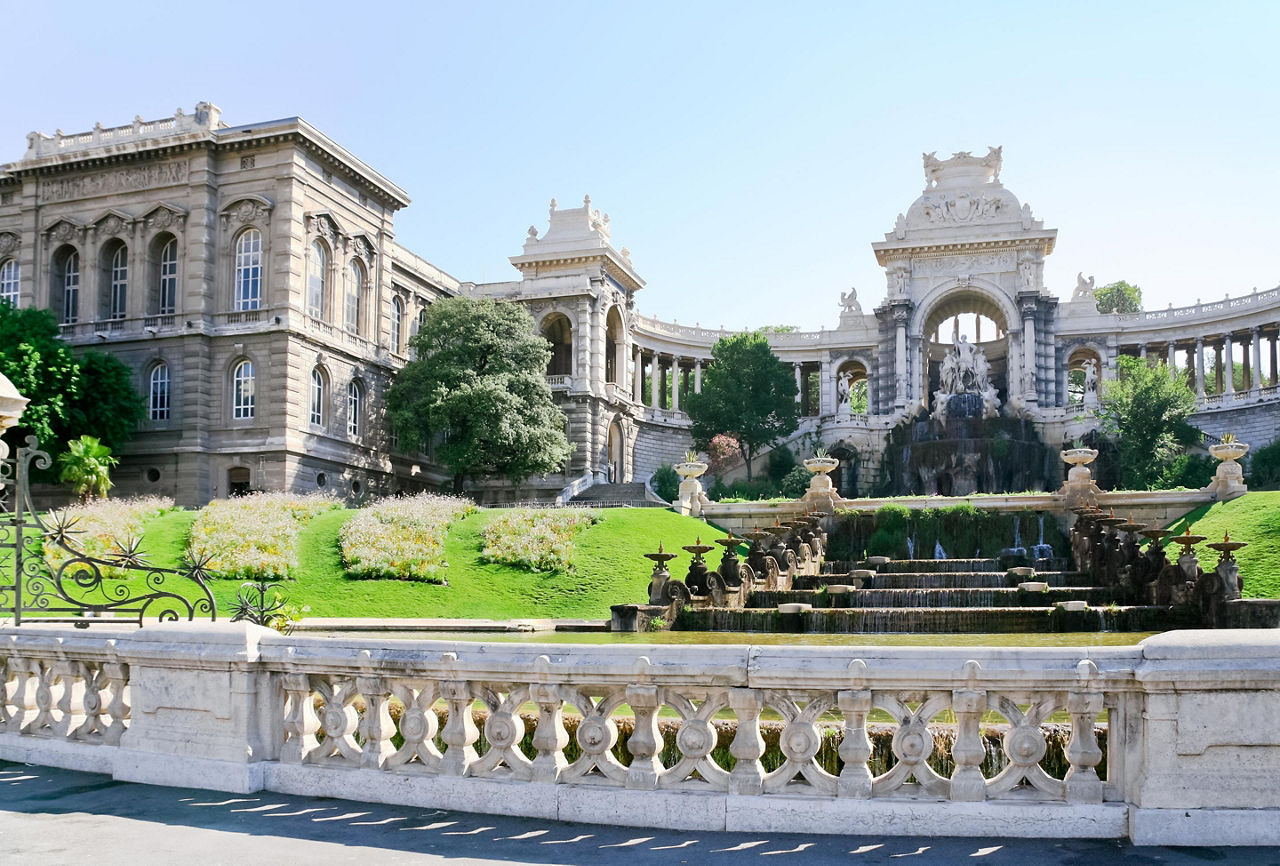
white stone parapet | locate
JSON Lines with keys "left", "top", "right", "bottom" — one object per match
{"left": 4, "top": 623, "right": 1280, "bottom": 844}
{"left": 22, "top": 102, "right": 227, "bottom": 159}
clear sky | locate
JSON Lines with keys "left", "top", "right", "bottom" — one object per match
{"left": 2, "top": 1, "right": 1276, "bottom": 331}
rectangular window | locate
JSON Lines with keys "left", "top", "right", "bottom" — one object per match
{"left": 234, "top": 230, "right": 262, "bottom": 311}
{"left": 159, "top": 240, "right": 178, "bottom": 315}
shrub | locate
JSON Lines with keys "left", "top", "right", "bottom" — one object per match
{"left": 480, "top": 508, "right": 600, "bottom": 572}
{"left": 767, "top": 447, "right": 796, "bottom": 482}
{"left": 779, "top": 465, "right": 811, "bottom": 499}
{"left": 187, "top": 492, "right": 340, "bottom": 580}
{"left": 705, "top": 434, "right": 740, "bottom": 476}
{"left": 1247, "top": 439, "right": 1280, "bottom": 488}
{"left": 709, "top": 477, "right": 785, "bottom": 501}
{"left": 651, "top": 465, "right": 679, "bottom": 502}
{"left": 44, "top": 496, "right": 176, "bottom": 579}
{"left": 340, "top": 494, "right": 476, "bottom": 582}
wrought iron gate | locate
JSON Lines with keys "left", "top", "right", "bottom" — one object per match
{"left": 0, "top": 435, "right": 216, "bottom": 626}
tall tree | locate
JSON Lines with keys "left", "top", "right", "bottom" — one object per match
{"left": 685, "top": 332, "right": 799, "bottom": 480}
{"left": 386, "top": 297, "right": 572, "bottom": 493}
{"left": 1098, "top": 355, "right": 1198, "bottom": 490}
{"left": 1095, "top": 280, "right": 1143, "bottom": 314}
{"left": 0, "top": 306, "right": 144, "bottom": 458}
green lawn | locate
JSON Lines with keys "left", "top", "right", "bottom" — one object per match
{"left": 1164, "top": 491, "right": 1280, "bottom": 599}
{"left": 133, "top": 506, "right": 724, "bottom": 620}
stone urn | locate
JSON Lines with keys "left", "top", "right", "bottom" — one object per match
{"left": 674, "top": 460, "right": 710, "bottom": 517}
{"left": 1060, "top": 447, "right": 1100, "bottom": 508}
{"left": 1205, "top": 441, "right": 1250, "bottom": 500}
{"left": 0, "top": 370, "right": 29, "bottom": 463}
{"left": 674, "top": 460, "right": 708, "bottom": 480}
{"left": 801, "top": 455, "right": 840, "bottom": 512}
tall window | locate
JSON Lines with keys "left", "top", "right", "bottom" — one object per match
{"left": 347, "top": 381, "right": 362, "bottom": 437}
{"left": 391, "top": 297, "right": 403, "bottom": 353}
{"left": 0, "top": 259, "right": 18, "bottom": 307}
{"left": 149, "top": 363, "right": 170, "bottom": 421}
{"left": 232, "top": 360, "right": 255, "bottom": 420}
{"left": 344, "top": 261, "right": 362, "bottom": 333}
{"left": 307, "top": 240, "right": 327, "bottom": 319}
{"left": 61, "top": 251, "right": 80, "bottom": 323}
{"left": 108, "top": 245, "right": 128, "bottom": 319}
{"left": 233, "top": 229, "right": 262, "bottom": 310}
{"left": 309, "top": 368, "right": 325, "bottom": 427}
{"left": 158, "top": 238, "right": 178, "bottom": 314}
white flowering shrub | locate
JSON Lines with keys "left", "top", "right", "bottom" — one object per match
{"left": 44, "top": 496, "right": 176, "bottom": 579}
{"left": 187, "top": 492, "right": 341, "bottom": 580}
{"left": 340, "top": 493, "right": 476, "bottom": 582}
{"left": 480, "top": 508, "right": 600, "bottom": 572}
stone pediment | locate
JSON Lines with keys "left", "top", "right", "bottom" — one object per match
{"left": 43, "top": 217, "right": 84, "bottom": 243}
{"left": 222, "top": 195, "right": 273, "bottom": 228}
{"left": 0, "top": 232, "right": 18, "bottom": 256}
{"left": 143, "top": 203, "right": 187, "bottom": 231}
{"left": 305, "top": 211, "right": 344, "bottom": 243}
{"left": 91, "top": 208, "right": 135, "bottom": 237}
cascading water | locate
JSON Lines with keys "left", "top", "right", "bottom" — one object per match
{"left": 934, "top": 541, "right": 947, "bottom": 560}
{"left": 1032, "top": 514, "right": 1055, "bottom": 561}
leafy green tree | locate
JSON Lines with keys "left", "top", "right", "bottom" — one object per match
{"left": 1098, "top": 355, "right": 1199, "bottom": 490}
{"left": 0, "top": 306, "right": 145, "bottom": 457}
{"left": 57, "top": 435, "right": 117, "bottom": 502}
{"left": 686, "top": 332, "right": 799, "bottom": 479}
{"left": 386, "top": 297, "right": 572, "bottom": 493}
{"left": 1095, "top": 280, "right": 1143, "bottom": 314}
{"left": 66, "top": 351, "right": 146, "bottom": 452}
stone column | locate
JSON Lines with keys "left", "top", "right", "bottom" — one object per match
{"left": 1139, "top": 344, "right": 1147, "bottom": 359}
{"left": 820, "top": 359, "right": 833, "bottom": 415}
{"left": 1166, "top": 342, "right": 1176, "bottom": 373}
{"left": 1007, "top": 332, "right": 1022, "bottom": 401}
{"left": 649, "top": 353, "right": 659, "bottom": 409}
{"left": 793, "top": 363, "right": 802, "bottom": 403}
{"left": 1251, "top": 328, "right": 1263, "bottom": 392}
{"left": 671, "top": 358, "right": 681, "bottom": 412}
{"left": 694, "top": 358, "right": 702, "bottom": 394}
{"left": 893, "top": 308, "right": 909, "bottom": 409}
{"left": 1022, "top": 307, "right": 1037, "bottom": 403}
{"left": 1224, "top": 335, "right": 1235, "bottom": 395}
{"left": 1195, "top": 338, "right": 1206, "bottom": 398}
{"left": 632, "top": 346, "right": 642, "bottom": 401}
{"left": 1270, "top": 333, "right": 1278, "bottom": 386}
{"left": 1214, "top": 341, "right": 1224, "bottom": 392}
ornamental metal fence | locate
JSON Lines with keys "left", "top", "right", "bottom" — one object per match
{"left": 0, "top": 436, "right": 216, "bottom": 626}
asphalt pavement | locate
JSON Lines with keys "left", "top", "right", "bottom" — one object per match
{"left": 2, "top": 761, "right": 1277, "bottom": 865}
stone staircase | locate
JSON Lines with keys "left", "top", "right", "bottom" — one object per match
{"left": 677, "top": 556, "right": 1199, "bottom": 633}
{"left": 569, "top": 482, "right": 665, "bottom": 508}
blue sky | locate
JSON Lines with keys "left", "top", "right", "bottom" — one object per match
{"left": 3, "top": 1, "right": 1276, "bottom": 330}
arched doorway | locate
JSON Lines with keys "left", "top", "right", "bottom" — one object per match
{"left": 1066, "top": 347, "right": 1102, "bottom": 407}
{"left": 835, "top": 360, "right": 869, "bottom": 415}
{"left": 920, "top": 289, "right": 1012, "bottom": 411}
{"left": 605, "top": 419, "right": 625, "bottom": 483}
{"left": 605, "top": 306, "right": 625, "bottom": 386}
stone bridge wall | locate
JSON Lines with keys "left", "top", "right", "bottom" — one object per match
{"left": 3, "top": 623, "right": 1280, "bottom": 846}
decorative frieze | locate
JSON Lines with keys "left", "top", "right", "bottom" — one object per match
{"left": 39, "top": 159, "right": 189, "bottom": 204}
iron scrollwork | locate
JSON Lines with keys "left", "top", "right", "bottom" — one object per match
{"left": 0, "top": 435, "right": 217, "bottom": 626}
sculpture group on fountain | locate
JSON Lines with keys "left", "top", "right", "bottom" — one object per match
{"left": 932, "top": 334, "right": 1001, "bottom": 423}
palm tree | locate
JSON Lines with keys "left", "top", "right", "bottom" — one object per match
{"left": 57, "top": 435, "right": 118, "bottom": 503}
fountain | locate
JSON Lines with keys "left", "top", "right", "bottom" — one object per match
{"left": 714, "top": 532, "right": 746, "bottom": 587}
{"left": 644, "top": 543, "right": 685, "bottom": 606}
{"left": 681, "top": 537, "right": 718, "bottom": 597}
{"left": 934, "top": 540, "right": 947, "bottom": 560}
{"left": 1032, "top": 514, "right": 1055, "bottom": 562}
{"left": 1201, "top": 532, "right": 1248, "bottom": 626}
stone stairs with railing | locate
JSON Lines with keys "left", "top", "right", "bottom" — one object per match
{"left": 569, "top": 482, "right": 666, "bottom": 508}
{"left": 676, "top": 555, "right": 1199, "bottom": 633}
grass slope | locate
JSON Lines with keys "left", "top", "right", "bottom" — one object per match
{"left": 1165, "top": 491, "right": 1280, "bottom": 598}
{"left": 133, "top": 506, "right": 720, "bottom": 620}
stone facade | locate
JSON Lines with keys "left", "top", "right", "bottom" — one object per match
{"left": 2, "top": 110, "right": 1277, "bottom": 504}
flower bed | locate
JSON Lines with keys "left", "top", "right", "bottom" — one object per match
{"left": 187, "top": 492, "right": 340, "bottom": 580}
{"left": 340, "top": 494, "right": 475, "bottom": 583}
{"left": 44, "top": 496, "right": 176, "bottom": 579}
{"left": 480, "top": 508, "right": 600, "bottom": 572}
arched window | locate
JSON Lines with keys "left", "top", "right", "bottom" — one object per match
{"left": 309, "top": 367, "right": 325, "bottom": 427}
{"left": 344, "top": 260, "right": 363, "bottom": 334}
{"left": 391, "top": 297, "right": 404, "bottom": 353}
{"left": 59, "top": 250, "right": 80, "bottom": 324}
{"left": 542, "top": 313, "right": 573, "bottom": 376}
{"left": 307, "top": 240, "right": 327, "bottom": 320}
{"left": 158, "top": 238, "right": 178, "bottom": 315}
{"left": 149, "top": 363, "right": 170, "bottom": 421}
{"left": 347, "top": 380, "right": 363, "bottom": 438}
{"left": 231, "top": 360, "right": 255, "bottom": 420}
{"left": 0, "top": 259, "right": 18, "bottom": 307}
{"left": 107, "top": 244, "right": 128, "bottom": 320}
{"left": 233, "top": 229, "right": 262, "bottom": 311}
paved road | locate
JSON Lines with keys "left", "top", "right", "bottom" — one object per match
{"left": 2, "top": 762, "right": 1278, "bottom": 865}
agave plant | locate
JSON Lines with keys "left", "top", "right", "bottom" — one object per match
{"left": 1220, "top": 432, "right": 1237, "bottom": 444}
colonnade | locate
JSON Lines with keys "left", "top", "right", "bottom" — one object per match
{"left": 1127, "top": 327, "right": 1280, "bottom": 399}
{"left": 633, "top": 348, "right": 704, "bottom": 412}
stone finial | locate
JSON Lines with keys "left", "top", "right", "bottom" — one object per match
{"left": 549, "top": 197, "right": 557, "bottom": 212}
{"left": 527, "top": 225, "right": 538, "bottom": 240}
{"left": 583, "top": 194, "right": 591, "bottom": 208}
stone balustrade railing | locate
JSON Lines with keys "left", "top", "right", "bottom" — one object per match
{"left": 2, "top": 623, "right": 1279, "bottom": 845}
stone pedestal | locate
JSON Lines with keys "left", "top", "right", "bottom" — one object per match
{"left": 1204, "top": 442, "right": 1249, "bottom": 500}
{"left": 1059, "top": 447, "right": 1100, "bottom": 508}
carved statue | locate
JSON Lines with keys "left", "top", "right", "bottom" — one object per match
{"left": 836, "top": 370, "right": 852, "bottom": 409}
{"left": 1073, "top": 273, "right": 1096, "bottom": 301}
{"left": 894, "top": 213, "right": 907, "bottom": 239}
{"left": 1020, "top": 203, "right": 1033, "bottom": 230}
{"left": 1082, "top": 358, "right": 1098, "bottom": 393}
{"left": 984, "top": 145, "right": 1003, "bottom": 181}
{"left": 1020, "top": 260, "right": 1036, "bottom": 289}
{"left": 932, "top": 336, "right": 1000, "bottom": 422}
{"left": 893, "top": 269, "right": 908, "bottom": 294}
{"left": 839, "top": 287, "right": 862, "bottom": 314}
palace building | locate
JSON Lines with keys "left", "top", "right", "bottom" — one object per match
{"left": 1, "top": 105, "right": 1277, "bottom": 505}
